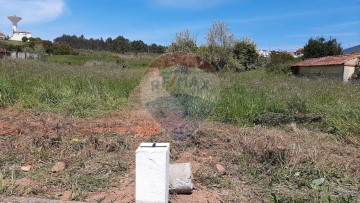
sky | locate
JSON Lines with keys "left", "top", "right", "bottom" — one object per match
{"left": 0, "top": 0, "right": 359, "bottom": 51}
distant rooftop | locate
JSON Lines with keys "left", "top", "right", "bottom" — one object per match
{"left": 14, "top": 31, "right": 31, "bottom": 34}
{"left": 293, "top": 54, "right": 360, "bottom": 67}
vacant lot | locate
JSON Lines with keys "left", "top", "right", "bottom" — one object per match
{"left": 0, "top": 53, "right": 359, "bottom": 202}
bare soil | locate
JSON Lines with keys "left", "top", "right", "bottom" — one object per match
{"left": 0, "top": 107, "right": 359, "bottom": 202}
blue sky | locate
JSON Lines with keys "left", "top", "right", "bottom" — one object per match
{"left": 0, "top": 0, "right": 359, "bottom": 51}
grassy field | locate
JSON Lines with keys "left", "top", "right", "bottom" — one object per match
{"left": 212, "top": 71, "right": 360, "bottom": 139}
{"left": 0, "top": 53, "right": 359, "bottom": 201}
{"left": 1, "top": 53, "right": 360, "bottom": 135}
{"left": 0, "top": 55, "right": 151, "bottom": 117}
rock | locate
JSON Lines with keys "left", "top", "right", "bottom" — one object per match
{"left": 216, "top": 164, "right": 226, "bottom": 174}
{"left": 51, "top": 162, "right": 66, "bottom": 172}
{"left": 169, "top": 163, "right": 193, "bottom": 194}
{"left": 21, "top": 164, "right": 34, "bottom": 172}
{"left": 60, "top": 190, "right": 72, "bottom": 201}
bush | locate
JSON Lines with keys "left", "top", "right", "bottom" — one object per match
{"left": 204, "top": 21, "right": 237, "bottom": 71}
{"left": 168, "top": 29, "right": 197, "bottom": 53}
{"left": 22, "top": 36, "right": 28, "bottom": 42}
{"left": 233, "top": 38, "right": 259, "bottom": 71}
{"left": 266, "top": 52, "right": 299, "bottom": 74}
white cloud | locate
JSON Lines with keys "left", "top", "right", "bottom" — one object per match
{"left": 0, "top": 0, "right": 65, "bottom": 24}
{"left": 149, "top": 0, "right": 231, "bottom": 9}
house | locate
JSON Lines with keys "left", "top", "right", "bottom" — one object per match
{"left": 10, "top": 31, "right": 31, "bottom": 41}
{"left": 0, "top": 33, "right": 5, "bottom": 40}
{"left": 257, "top": 50, "right": 271, "bottom": 57}
{"left": 294, "top": 48, "right": 304, "bottom": 58}
{"left": 292, "top": 54, "right": 360, "bottom": 82}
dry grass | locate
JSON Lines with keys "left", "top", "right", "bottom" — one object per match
{"left": 0, "top": 106, "right": 359, "bottom": 202}
{"left": 181, "top": 122, "right": 360, "bottom": 201}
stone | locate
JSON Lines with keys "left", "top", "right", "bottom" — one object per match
{"left": 60, "top": 191, "right": 72, "bottom": 201}
{"left": 169, "top": 163, "right": 193, "bottom": 194}
{"left": 21, "top": 164, "right": 34, "bottom": 172}
{"left": 216, "top": 164, "right": 226, "bottom": 174}
{"left": 51, "top": 162, "right": 66, "bottom": 172}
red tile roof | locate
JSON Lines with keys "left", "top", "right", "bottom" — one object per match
{"left": 0, "top": 33, "right": 5, "bottom": 37}
{"left": 293, "top": 54, "right": 360, "bottom": 67}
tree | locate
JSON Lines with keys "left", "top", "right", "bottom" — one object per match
{"left": 303, "top": 37, "right": 342, "bottom": 59}
{"left": 168, "top": 29, "right": 197, "bottom": 53}
{"left": 110, "top": 36, "right": 131, "bottom": 54}
{"left": 233, "top": 38, "right": 258, "bottom": 71}
{"left": 131, "top": 40, "right": 148, "bottom": 55}
{"left": 22, "top": 36, "right": 28, "bottom": 42}
{"left": 204, "top": 21, "right": 237, "bottom": 71}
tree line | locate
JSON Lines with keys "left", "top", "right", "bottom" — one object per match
{"left": 53, "top": 35, "right": 166, "bottom": 54}
{"left": 1, "top": 37, "right": 79, "bottom": 56}
{"left": 168, "top": 21, "right": 343, "bottom": 73}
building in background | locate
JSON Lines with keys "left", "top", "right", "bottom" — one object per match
{"left": 292, "top": 54, "right": 360, "bottom": 82}
{"left": 0, "top": 33, "right": 6, "bottom": 40}
{"left": 257, "top": 50, "right": 271, "bottom": 57}
{"left": 7, "top": 15, "right": 32, "bottom": 41}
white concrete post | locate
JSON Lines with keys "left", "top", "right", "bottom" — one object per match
{"left": 136, "top": 143, "right": 170, "bottom": 203}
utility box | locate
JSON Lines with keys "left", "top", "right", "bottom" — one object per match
{"left": 136, "top": 143, "right": 170, "bottom": 203}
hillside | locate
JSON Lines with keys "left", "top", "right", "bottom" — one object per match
{"left": 344, "top": 45, "right": 360, "bottom": 54}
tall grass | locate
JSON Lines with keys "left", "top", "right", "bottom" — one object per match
{"left": 212, "top": 70, "right": 360, "bottom": 137}
{"left": 0, "top": 59, "right": 146, "bottom": 117}
{"left": 2, "top": 55, "right": 360, "bottom": 137}
{"left": 46, "top": 50, "right": 159, "bottom": 66}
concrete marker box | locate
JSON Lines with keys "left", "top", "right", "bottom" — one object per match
{"left": 136, "top": 143, "right": 170, "bottom": 203}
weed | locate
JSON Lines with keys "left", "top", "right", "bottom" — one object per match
{"left": 0, "top": 173, "right": 4, "bottom": 195}
{"left": 212, "top": 70, "right": 360, "bottom": 138}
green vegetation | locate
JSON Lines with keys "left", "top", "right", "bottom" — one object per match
{"left": 168, "top": 29, "right": 197, "bottom": 53}
{"left": 0, "top": 37, "right": 79, "bottom": 56}
{"left": 303, "top": 37, "right": 343, "bottom": 59}
{"left": 0, "top": 56, "right": 149, "bottom": 117}
{"left": 265, "top": 51, "right": 301, "bottom": 74}
{"left": 233, "top": 38, "right": 258, "bottom": 71}
{"left": 0, "top": 51, "right": 359, "bottom": 201}
{"left": 212, "top": 70, "right": 360, "bottom": 138}
{"left": 54, "top": 34, "right": 166, "bottom": 54}
{"left": 1, "top": 50, "right": 360, "bottom": 137}
{"left": 169, "top": 21, "right": 260, "bottom": 72}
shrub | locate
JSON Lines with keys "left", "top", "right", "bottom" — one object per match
{"left": 233, "top": 38, "right": 259, "bottom": 71}
{"left": 266, "top": 51, "right": 298, "bottom": 74}
{"left": 168, "top": 29, "right": 197, "bottom": 53}
{"left": 204, "top": 21, "right": 237, "bottom": 71}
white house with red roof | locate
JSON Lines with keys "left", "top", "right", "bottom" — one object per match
{"left": 292, "top": 54, "right": 360, "bottom": 82}
{"left": 0, "top": 33, "right": 6, "bottom": 40}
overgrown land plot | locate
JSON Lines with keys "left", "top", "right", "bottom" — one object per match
{"left": 0, "top": 52, "right": 359, "bottom": 202}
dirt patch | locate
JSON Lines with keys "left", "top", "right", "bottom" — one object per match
{"left": 0, "top": 108, "right": 359, "bottom": 201}
{"left": 0, "top": 108, "right": 162, "bottom": 138}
